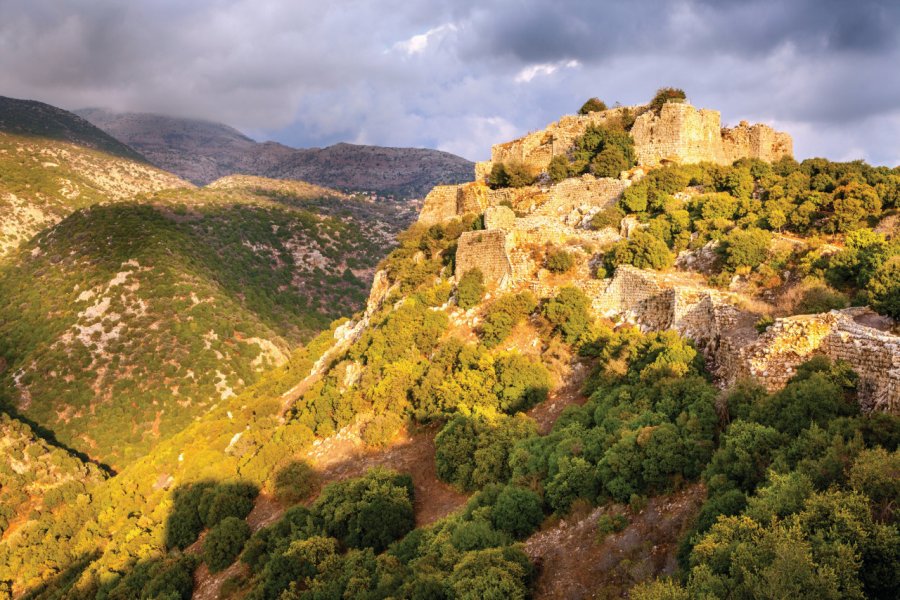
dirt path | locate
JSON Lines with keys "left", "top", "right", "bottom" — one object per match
{"left": 524, "top": 484, "right": 706, "bottom": 599}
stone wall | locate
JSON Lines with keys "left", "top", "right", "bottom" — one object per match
{"left": 726, "top": 309, "right": 900, "bottom": 412}
{"left": 418, "top": 184, "right": 462, "bottom": 226}
{"left": 630, "top": 103, "right": 793, "bottom": 167}
{"left": 455, "top": 230, "right": 512, "bottom": 286}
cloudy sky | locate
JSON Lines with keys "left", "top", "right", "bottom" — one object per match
{"left": 1, "top": 0, "right": 898, "bottom": 164}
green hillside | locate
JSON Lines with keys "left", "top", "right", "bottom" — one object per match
{"left": 0, "top": 131, "right": 191, "bottom": 258}
{"left": 0, "top": 186, "right": 395, "bottom": 469}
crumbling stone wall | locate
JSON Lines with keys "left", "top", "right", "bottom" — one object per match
{"left": 533, "top": 175, "right": 630, "bottom": 218}
{"left": 455, "top": 230, "right": 512, "bottom": 286}
{"left": 418, "top": 182, "right": 492, "bottom": 226}
{"left": 484, "top": 205, "right": 516, "bottom": 231}
{"left": 727, "top": 309, "right": 899, "bottom": 412}
{"left": 631, "top": 103, "right": 793, "bottom": 166}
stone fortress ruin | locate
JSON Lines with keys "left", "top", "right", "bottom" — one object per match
{"left": 416, "top": 100, "right": 898, "bottom": 412}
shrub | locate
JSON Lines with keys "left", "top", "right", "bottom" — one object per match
{"left": 313, "top": 469, "right": 414, "bottom": 552}
{"left": 590, "top": 145, "right": 629, "bottom": 177}
{"left": 488, "top": 162, "right": 535, "bottom": 189}
{"left": 545, "top": 248, "right": 575, "bottom": 273}
{"left": 490, "top": 485, "right": 544, "bottom": 539}
{"left": 542, "top": 286, "right": 593, "bottom": 344}
{"left": 578, "top": 97, "right": 608, "bottom": 115}
{"left": 480, "top": 291, "right": 538, "bottom": 347}
{"left": 722, "top": 227, "right": 771, "bottom": 270}
{"left": 796, "top": 283, "right": 848, "bottom": 314}
{"left": 649, "top": 87, "right": 687, "bottom": 112}
{"left": 548, "top": 154, "right": 571, "bottom": 183}
{"left": 870, "top": 256, "right": 900, "bottom": 319}
{"left": 590, "top": 205, "right": 625, "bottom": 230}
{"left": 608, "top": 231, "right": 674, "bottom": 271}
{"left": 457, "top": 268, "right": 485, "bottom": 310}
{"left": 570, "top": 124, "right": 636, "bottom": 176}
{"left": 493, "top": 353, "right": 551, "bottom": 413}
{"left": 203, "top": 517, "right": 251, "bottom": 573}
{"left": 273, "top": 461, "right": 318, "bottom": 504}
{"left": 596, "top": 513, "right": 629, "bottom": 541}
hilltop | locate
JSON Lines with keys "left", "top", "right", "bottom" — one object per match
{"left": 0, "top": 97, "right": 146, "bottom": 163}
{"left": 3, "top": 90, "right": 898, "bottom": 600}
{"left": 75, "top": 107, "right": 475, "bottom": 196}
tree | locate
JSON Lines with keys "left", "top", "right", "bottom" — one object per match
{"left": 590, "top": 145, "right": 629, "bottom": 177}
{"left": 448, "top": 547, "right": 532, "bottom": 600}
{"left": 609, "top": 231, "right": 674, "bottom": 271}
{"left": 490, "top": 486, "right": 544, "bottom": 539}
{"left": 831, "top": 181, "right": 881, "bottom": 232}
{"left": 457, "top": 268, "right": 485, "bottom": 310}
{"left": 480, "top": 291, "right": 537, "bottom": 347}
{"left": 273, "top": 461, "right": 318, "bottom": 504}
{"left": 723, "top": 227, "right": 771, "bottom": 270}
{"left": 578, "top": 97, "right": 608, "bottom": 114}
{"left": 545, "top": 248, "right": 575, "bottom": 273}
{"left": 870, "top": 256, "right": 900, "bottom": 319}
{"left": 203, "top": 517, "right": 251, "bottom": 573}
{"left": 493, "top": 353, "right": 551, "bottom": 413}
{"left": 548, "top": 154, "right": 571, "bottom": 183}
{"left": 542, "top": 286, "right": 592, "bottom": 344}
{"left": 649, "top": 87, "right": 687, "bottom": 112}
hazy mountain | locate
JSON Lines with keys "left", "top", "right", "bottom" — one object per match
{"left": 0, "top": 97, "right": 147, "bottom": 163}
{"left": 75, "top": 108, "right": 474, "bottom": 196}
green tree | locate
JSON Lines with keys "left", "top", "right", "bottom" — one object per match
{"left": 545, "top": 248, "right": 575, "bottom": 273}
{"left": 578, "top": 97, "right": 608, "bottom": 114}
{"left": 203, "top": 517, "right": 251, "bottom": 573}
{"left": 273, "top": 461, "right": 318, "bottom": 504}
{"left": 490, "top": 486, "right": 544, "bottom": 539}
{"left": 548, "top": 154, "right": 571, "bottom": 183}
{"left": 723, "top": 227, "right": 771, "bottom": 270}
{"left": 542, "top": 286, "right": 592, "bottom": 344}
{"left": 609, "top": 231, "right": 674, "bottom": 271}
{"left": 649, "top": 87, "right": 687, "bottom": 112}
{"left": 457, "top": 268, "right": 485, "bottom": 310}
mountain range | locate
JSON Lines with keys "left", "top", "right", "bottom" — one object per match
{"left": 75, "top": 108, "right": 474, "bottom": 197}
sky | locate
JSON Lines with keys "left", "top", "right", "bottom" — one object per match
{"left": 1, "top": 0, "right": 899, "bottom": 165}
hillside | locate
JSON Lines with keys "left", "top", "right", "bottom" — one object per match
{"left": 3, "top": 92, "right": 898, "bottom": 600}
{"left": 0, "top": 97, "right": 146, "bottom": 163}
{"left": 0, "top": 183, "right": 399, "bottom": 469}
{"left": 75, "top": 108, "right": 475, "bottom": 196}
{"left": 0, "top": 131, "right": 191, "bottom": 258}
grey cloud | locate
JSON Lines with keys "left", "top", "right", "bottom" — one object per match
{"left": 0, "top": 0, "right": 898, "bottom": 165}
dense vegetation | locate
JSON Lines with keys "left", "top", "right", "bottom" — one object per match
{"left": 0, "top": 189, "right": 391, "bottom": 467}
{"left": 592, "top": 157, "right": 900, "bottom": 318}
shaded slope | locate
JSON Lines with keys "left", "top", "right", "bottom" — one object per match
{"left": 0, "top": 97, "right": 146, "bottom": 162}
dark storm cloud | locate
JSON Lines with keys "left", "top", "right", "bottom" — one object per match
{"left": 0, "top": 0, "right": 898, "bottom": 164}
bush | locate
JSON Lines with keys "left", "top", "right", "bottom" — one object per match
{"left": 596, "top": 513, "right": 629, "bottom": 541}
{"left": 578, "top": 97, "right": 608, "bottom": 115}
{"left": 457, "top": 268, "right": 485, "bottom": 310}
{"left": 590, "top": 205, "right": 625, "bottom": 230}
{"left": 548, "top": 154, "right": 571, "bottom": 183}
{"left": 649, "top": 87, "right": 687, "bottom": 112}
{"left": 590, "top": 145, "right": 630, "bottom": 177}
{"left": 480, "top": 291, "right": 538, "bottom": 347}
{"left": 796, "top": 283, "right": 848, "bottom": 314}
{"left": 870, "top": 256, "right": 900, "bottom": 319}
{"left": 570, "top": 124, "right": 636, "bottom": 176}
{"left": 493, "top": 353, "right": 551, "bottom": 413}
{"left": 545, "top": 248, "right": 575, "bottom": 273}
{"left": 609, "top": 231, "right": 674, "bottom": 271}
{"left": 542, "top": 286, "right": 592, "bottom": 344}
{"left": 313, "top": 468, "right": 414, "bottom": 552}
{"left": 488, "top": 162, "right": 535, "bottom": 189}
{"left": 722, "top": 227, "right": 770, "bottom": 270}
{"left": 203, "top": 517, "right": 251, "bottom": 573}
{"left": 490, "top": 485, "right": 544, "bottom": 539}
{"left": 273, "top": 461, "right": 318, "bottom": 504}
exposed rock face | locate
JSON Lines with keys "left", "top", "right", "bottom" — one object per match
{"left": 474, "top": 102, "right": 792, "bottom": 180}
{"left": 454, "top": 230, "right": 512, "bottom": 285}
